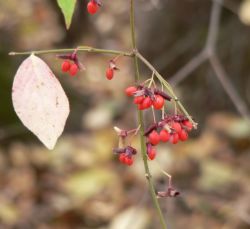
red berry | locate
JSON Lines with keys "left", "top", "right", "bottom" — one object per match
{"left": 159, "top": 129, "right": 170, "bottom": 142}
{"left": 148, "top": 130, "right": 160, "bottom": 145}
{"left": 134, "top": 96, "right": 144, "bottom": 104}
{"left": 61, "top": 61, "right": 71, "bottom": 72}
{"left": 170, "top": 133, "right": 179, "bottom": 144}
{"left": 106, "top": 68, "right": 114, "bottom": 80}
{"left": 119, "top": 153, "right": 126, "bottom": 163}
{"left": 178, "top": 129, "right": 188, "bottom": 141}
{"left": 153, "top": 95, "right": 165, "bottom": 110}
{"left": 171, "top": 122, "right": 182, "bottom": 133}
{"left": 138, "top": 103, "right": 144, "bottom": 110}
{"left": 141, "top": 97, "right": 152, "bottom": 109}
{"left": 183, "top": 120, "right": 193, "bottom": 131}
{"left": 87, "top": 1, "right": 99, "bottom": 15}
{"left": 148, "top": 148, "right": 156, "bottom": 160}
{"left": 125, "top": 157, "right": 133, "bottom": 166}
{"left": 125, "top": 86, "right": 137, "bottom": 96}
{"left": 69, "top": 64, "right": 78, "bottom": 76}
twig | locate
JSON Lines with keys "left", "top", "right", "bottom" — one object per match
{"left": 205, "top": 0, "right": 223, "bottom": 52}
{"left": 151, "top": 107, "right": 157, "bottom": 123}
{"left": 153, "top": 29, "right": 201, "bottom": 72}
{"left": 213, "top": 0, "right": 238, "bottom": 15}
{"left": 9, "top": 47, "right": 132, "bottom": 57}
{"left": 209, "top": 55, "right": 250, "bottom": 119}
{"left": 130, "top": 0, "right": 168, "bottom": 228}
{"left": 169, "top": 51, "right": 207, "bottom": 87}
{"left": 136, "top": 52, "right": 197, "bottom": 128}
{"left": 168, "top": 0, "right": 250, "bottom": 120}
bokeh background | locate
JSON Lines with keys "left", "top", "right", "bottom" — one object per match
{"left": 0, "top": 0, "right": 250, "bottom": 228}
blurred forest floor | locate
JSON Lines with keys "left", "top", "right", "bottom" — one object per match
{"left": 0, "top": 0, "right": 250, "bottom": 228}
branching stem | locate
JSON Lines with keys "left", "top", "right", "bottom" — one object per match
{"left": 130, "top": 1, "right": 168, "bottom": 229}
{"left": 9, "top": 46, "right": 132, "bottom": 57}
{"left": 9, "top": 47, "right": 196, "bottom": 127}
{"left": 9, "top": 4, "right": 198, "bottom": 227}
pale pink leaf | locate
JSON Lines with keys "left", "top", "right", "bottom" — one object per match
{"left": 12, "top": 54, "right": 70, "bottom": 150}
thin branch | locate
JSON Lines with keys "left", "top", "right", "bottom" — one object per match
{"left": 209, "top": 55, "right": 250, "bottom": 120}
{"left": 167, "top": 0, "right": 250, "bottom": 119}
{"left": 169, "top": 51, "right": 207, "bottom": 87}
{"left": 153, "top": 29, "right": 201, "bottom": 71}
{"left": 136, "top": 52, "right": 197, "bottom": 128}
{"left": 205, "top": 0, "right": 223, "bottom": 52}
{"left": 130, "top": 0, "right": 168, "bottom": 228}
{"left": 213, "top": 0, "right": 238, "bottom": 15}
{"left": 9, "top": 46, "right": 132, "bottom": 57}
{"left": 169, "top": 0, "right": 223, "bottom": 86}
{"left": 8, "top": 2, "right": 201, "bottom": 227}
{"left": 168, "top": 0, "right": 223, "bottom": 85}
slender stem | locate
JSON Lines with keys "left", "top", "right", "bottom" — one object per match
{"left": 9, "top": 45, "right": 196, "bottom": 127}
{"left": 8, "top": 3, "right": 198, "bottom": 227}
{"left": 136, "top": 52, "right": 197, "bottom": 128}
{"left": 9, "top": 46, "right": 132, "bottom": 57}
{"left": 130, "top": 1, "right": 167, "bottom": 228}
{"left": 151, "top": 107, "right": 157, "bottom": 123}
{"left": 148, "top": 72, "right": 155, "bottom": 88}
{"left": 154, "top": 160, "right": 172, "bottom": 180}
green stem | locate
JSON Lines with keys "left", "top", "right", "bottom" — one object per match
{"left": 9, "top": 46, "right": 132, "bottom": 57}
{"left": 9, "top": 46, "right": 195, "bottom": 127}
{"left": 136, "top": 52, "right": 197, "bottom": 128}
{"left": 130, "top": 1, "right": 167, "bottom": 229}
{"left": 8, "top": 4, "right": 197, "bottom": 228}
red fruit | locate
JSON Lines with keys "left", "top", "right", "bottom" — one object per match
{"left": 171, "top": 122, "right": 182, "bottom": 133}
{"left": 119, "top": 153, "right": 126, "bottom": 163}
{"left": 148, "top": 148, "right": 156, "bottom": 160}
{"left": 170, "top": 133, "right": 179, "bottom": 144}
{"left": 125, "top": 86, "right": 137, "bottom": 96}
{"left": 141, "top": 97, "right": 152, "bottom": 109}
{"left": 134, "top": 96, "right": 144, "bottom": 104}
{"left": 178, "top": 129, "right": 188, "bottom": 141}
{"left": 125, "top": 157, "right": 133, "bottom": 166}
{"left": 69, "top": 64, "right": 78, "bottom": 76}
{"left": 183, "top": 120, "right": 193, "bottom": 131}
{"left": 153, "top": 95, "right": 165, "bottom": 110}
{"left": 61, "top": 61, "right": 71, "bottom": 72}
{"left": 106, "top": 68, "right": 114, "bottom": 80}
{"left": 87, "top": 1, "right": 99, "bottom": 14}
{"left": 159, "top": 129, "right": 170, "bottom": 142}
{"left": 138, "top": 103, "right": 144, "bottom": 110}
{"left": 148, "top": 130, "right": 160, "bottom": 145}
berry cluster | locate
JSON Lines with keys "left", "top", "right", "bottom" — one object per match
{"left": 113, "top": 146, "right": 137, "bottom": 166}
{"left": 146, "top": 119, "right": 192, "bottom": 145}
{"left": 87, "top": 0, "right": 101, "bottom": 15}
{"left": 147, "top": 115, "right": 192, "bottom": 136}
{"left": 125, "top": 85, "right": 172, "bottom": 110}
{"left": 144, "top": 115, "right": 193, "bottom": 161}
{"left": 58, "top": 51, "right": 82, "bottom": 77}
{"left": 61, "top": 61, "right": 79, "bottom": 76}
{"left": 114, "top": 115, "right": 193, "bottom": 165}
{"left": 58, "top": 52, "right": 120, "bottom": 79}
{"left": 113, "top": 70, "right": 195, "bottom": 166}
{"left": 111, "top": 65, "right": 195, "bottom": 166}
